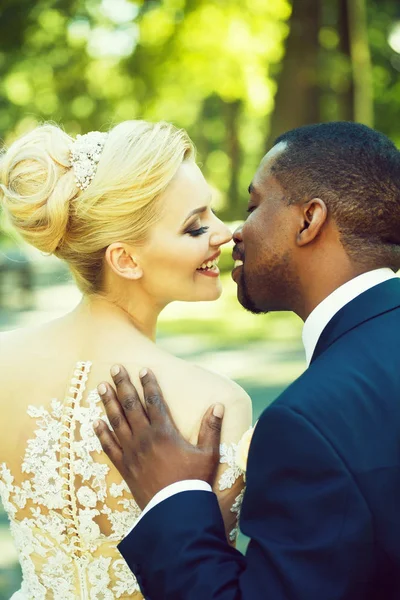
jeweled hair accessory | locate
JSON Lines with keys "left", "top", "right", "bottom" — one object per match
{"left": 70, "top": 131, "right": 108, "bottom": 191}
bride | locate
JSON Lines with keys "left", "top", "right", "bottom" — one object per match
{"left": 0, "top": 121, "right": 252, "bottom": 599}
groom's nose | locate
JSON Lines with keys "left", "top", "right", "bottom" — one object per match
{"left": 233, "top": 225, "right": 243, "bottom": 244}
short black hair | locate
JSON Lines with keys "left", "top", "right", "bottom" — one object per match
{"left": 272, "top": 122, "right": 400, "bottom": 270}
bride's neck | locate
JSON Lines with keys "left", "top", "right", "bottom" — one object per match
{"left": 77, "top": 294, "right": 163, "bottom": 342}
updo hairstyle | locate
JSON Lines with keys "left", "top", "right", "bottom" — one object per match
{"left": 0, "top": 121, "right": 195, "bottom": 294}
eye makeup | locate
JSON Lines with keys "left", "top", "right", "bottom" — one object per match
{"left": 182, "top": 204, "right": 214, "bottom": 237}
{"left": 186, "top": 225, "right": 210, "bottom": 237}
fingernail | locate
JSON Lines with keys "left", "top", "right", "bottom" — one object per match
{"left": 97, "top": 383, "right": 107, "bottom": 396}
{"left": 111, "top": 365, "right": 120, "bottom": 377}
{"left": 213, "top": 404, "right": 224, "bottom": 419}
{"left": 139, "top": 368, "right": 148, "bottom": 378}
{"left": 93, "top": 420, "right": 101, "bottom": 430}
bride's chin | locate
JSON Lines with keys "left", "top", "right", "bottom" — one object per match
{"left": 179, "top": 278, "right": 223, "bottom": 302}
{"left": 199, "top": 286, "right": 223, "bottom": 302}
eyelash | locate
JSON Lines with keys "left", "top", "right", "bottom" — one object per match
{"left": 187, "top": 226, "right": 210, "bottom": 237}
{"left": 185, "top": 207, "right": 216, "bottom": 237}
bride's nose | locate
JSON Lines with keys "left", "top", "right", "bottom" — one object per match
{"left": 209, "top": 219, "right": 232, "bottom": 247}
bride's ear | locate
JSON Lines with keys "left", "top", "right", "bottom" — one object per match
{"left": 105, "top": 243, "right": 143, "bottom": 280}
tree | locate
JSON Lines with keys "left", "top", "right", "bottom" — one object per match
{"left": 266, "top": 0, "right": 375, "bottom": 149}
{"left": 348, "top": 0, "right": 373, "bottom": 125}
{"left": 0, "top": 0, "right": 292, "bottom": 222}
{"left": 266, "top": 0, "right": 320, "bottom": 148}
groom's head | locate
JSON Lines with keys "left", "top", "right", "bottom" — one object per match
{"left": 233, "top": 121, "right": 400, "bottom": 318}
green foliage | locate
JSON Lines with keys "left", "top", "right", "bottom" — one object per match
{"left": 0, "top": 0, "right": 291, "bottom": 223}
{"left": 1, "top": 0, "right": 400, "bottom": 233}
{"left": 367, "top": 0, "right": 400, "bottom": 144}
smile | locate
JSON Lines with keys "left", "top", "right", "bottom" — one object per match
{"left": 198, "top": 256, "right": 220, "bottom": 270}
{"left": 196, "top": 252, "right": 220, "bottom": 278}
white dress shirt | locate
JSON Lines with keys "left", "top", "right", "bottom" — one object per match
{"left": 128, "top": 268, "right": 396, "bottom": 533}
{"left": 302, "top": 267, "right": 396, "bottom": 366}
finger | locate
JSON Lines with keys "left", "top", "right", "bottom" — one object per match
{"left": 139, "top": 368, "right": 176, "bottom": 428}
{"left": 94, "top": 419, "right": 124, "bottom": 469}
{"left": 110, "top": 365, "right": 149, "bottom": 430}
{"left": 97, "top": 409, "right": 122, "bottom": 449}
{"left": 97, "top": 381, "right": 133, "bottom": 445}
{"left": 197, "top": 404, "right": 224, "bottom": 452}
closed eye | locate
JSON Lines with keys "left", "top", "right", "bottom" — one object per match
{"left": 186, "top": 226, "right": 210, "bottom": 237}
{"left": 185, "top": 206, "right": 215, "bottom": 236}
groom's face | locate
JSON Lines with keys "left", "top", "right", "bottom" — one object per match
{"left": 232, "top": 144, "right": 301, "bottom": 314}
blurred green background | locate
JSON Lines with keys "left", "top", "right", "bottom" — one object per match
{"left": 1, "top": 0, "right": 400, "bottom": 596}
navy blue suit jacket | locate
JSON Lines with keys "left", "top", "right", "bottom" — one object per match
{"left": 119, "top": 279, "right": 400, "bottom": 599}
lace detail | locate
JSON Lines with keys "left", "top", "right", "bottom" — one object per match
{"left": 0, "top": 360, "right": 246, "bottom": 597}
{"left": 0, "top": 361, "right": 142, "bottom": 599}
{"left": 228, "top": 488, "right": 245, "bottom": 541}
{"left": 219, "top": 442, "right": 245, "bottom": 490}
{"left": 218, "top": 442, "right": 246, "bottom": 542}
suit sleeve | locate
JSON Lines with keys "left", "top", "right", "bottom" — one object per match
{"left": 118, "top": 403, "right": 374, "bottom": 600}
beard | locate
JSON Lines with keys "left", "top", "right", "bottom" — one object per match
{"left": 236, "top": 250, "right": 300, "bottom": 315}
{"left": 237, "top": 270, "right": 265, "bottom": 314}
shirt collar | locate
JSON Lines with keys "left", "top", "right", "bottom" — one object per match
{"left": 302, "top": 268, "right": 397, "bottom": 366}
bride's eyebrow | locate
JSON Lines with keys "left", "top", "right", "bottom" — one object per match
{"left": 182, "top": 206, "right": 207, "bottom": 226}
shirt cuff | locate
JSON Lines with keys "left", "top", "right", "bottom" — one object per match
{"left": 126, "top": 480, "right": 213, "bottom": 536}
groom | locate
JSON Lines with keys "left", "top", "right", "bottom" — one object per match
{"left": 95, "top": 122, "right": 400, "bottom": 599}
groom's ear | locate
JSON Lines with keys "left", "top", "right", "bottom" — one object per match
{"left": 296, "top": 198, "right": 328, "bottom": 247}
{"left": 105, "top": 243, "right": 143, "bottom": 280}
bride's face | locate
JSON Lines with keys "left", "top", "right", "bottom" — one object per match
{"left": 137, "top": 160, "right": 232, "bottom": 304}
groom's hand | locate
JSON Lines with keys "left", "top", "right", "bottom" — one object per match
{"left": 94, "top": 366, "right": 224, "bottom": 509}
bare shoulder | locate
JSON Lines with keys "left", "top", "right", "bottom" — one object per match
{"left": 0, "top": 327, "right": 29, "bottom": 366}
{"left": 0, "top": 319, "right": 54, "bottom": 344}
{"left": 0, "top": 321, "right": 53, "bottom": 362}
{"left": 0, "top": 317, "right": 69, "bottom": 392}
{"left": 191, "top": 363, "right": 253, "bottom": 437}
{"left": 0, "top": 327, "right": 23, "bottom": 346}
{"left": 168, "top": 358, "right": 253, "bottom": 435}
{"left": 188, "top": 361, "right": 251, "bottom": 408}
{"left": 134, "top": 340, "right": 251, "bottom": 409}
{"left": 134, "top": 349, "right": 252, "bottom": 442}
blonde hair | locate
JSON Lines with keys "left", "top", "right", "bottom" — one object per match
{"left": 0, "top": 121, "right": 195, "bottom": 294}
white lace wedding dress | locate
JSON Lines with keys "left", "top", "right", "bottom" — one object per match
{"left": 0, "top": 361, "right": 244, "bottom": 600}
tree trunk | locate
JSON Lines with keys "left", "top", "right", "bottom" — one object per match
{"left": 266, "top": 0, "right": 321, "bottom": 149}
{"left": 347, "top": 0, "right": 374, "bottom": 126}
{"left": 225, "top": 100, "right": 242, "bottom": 218}
{"left": 337, "top": 0, "right": 354, "bottom": 121}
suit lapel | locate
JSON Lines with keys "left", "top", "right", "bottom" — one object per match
{"left": 310, "top": 278, "right": 400, "bottom": 364}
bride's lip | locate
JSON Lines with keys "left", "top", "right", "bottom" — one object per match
{"left": 199, "top": 267, "right": 220, "bottom": 278}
